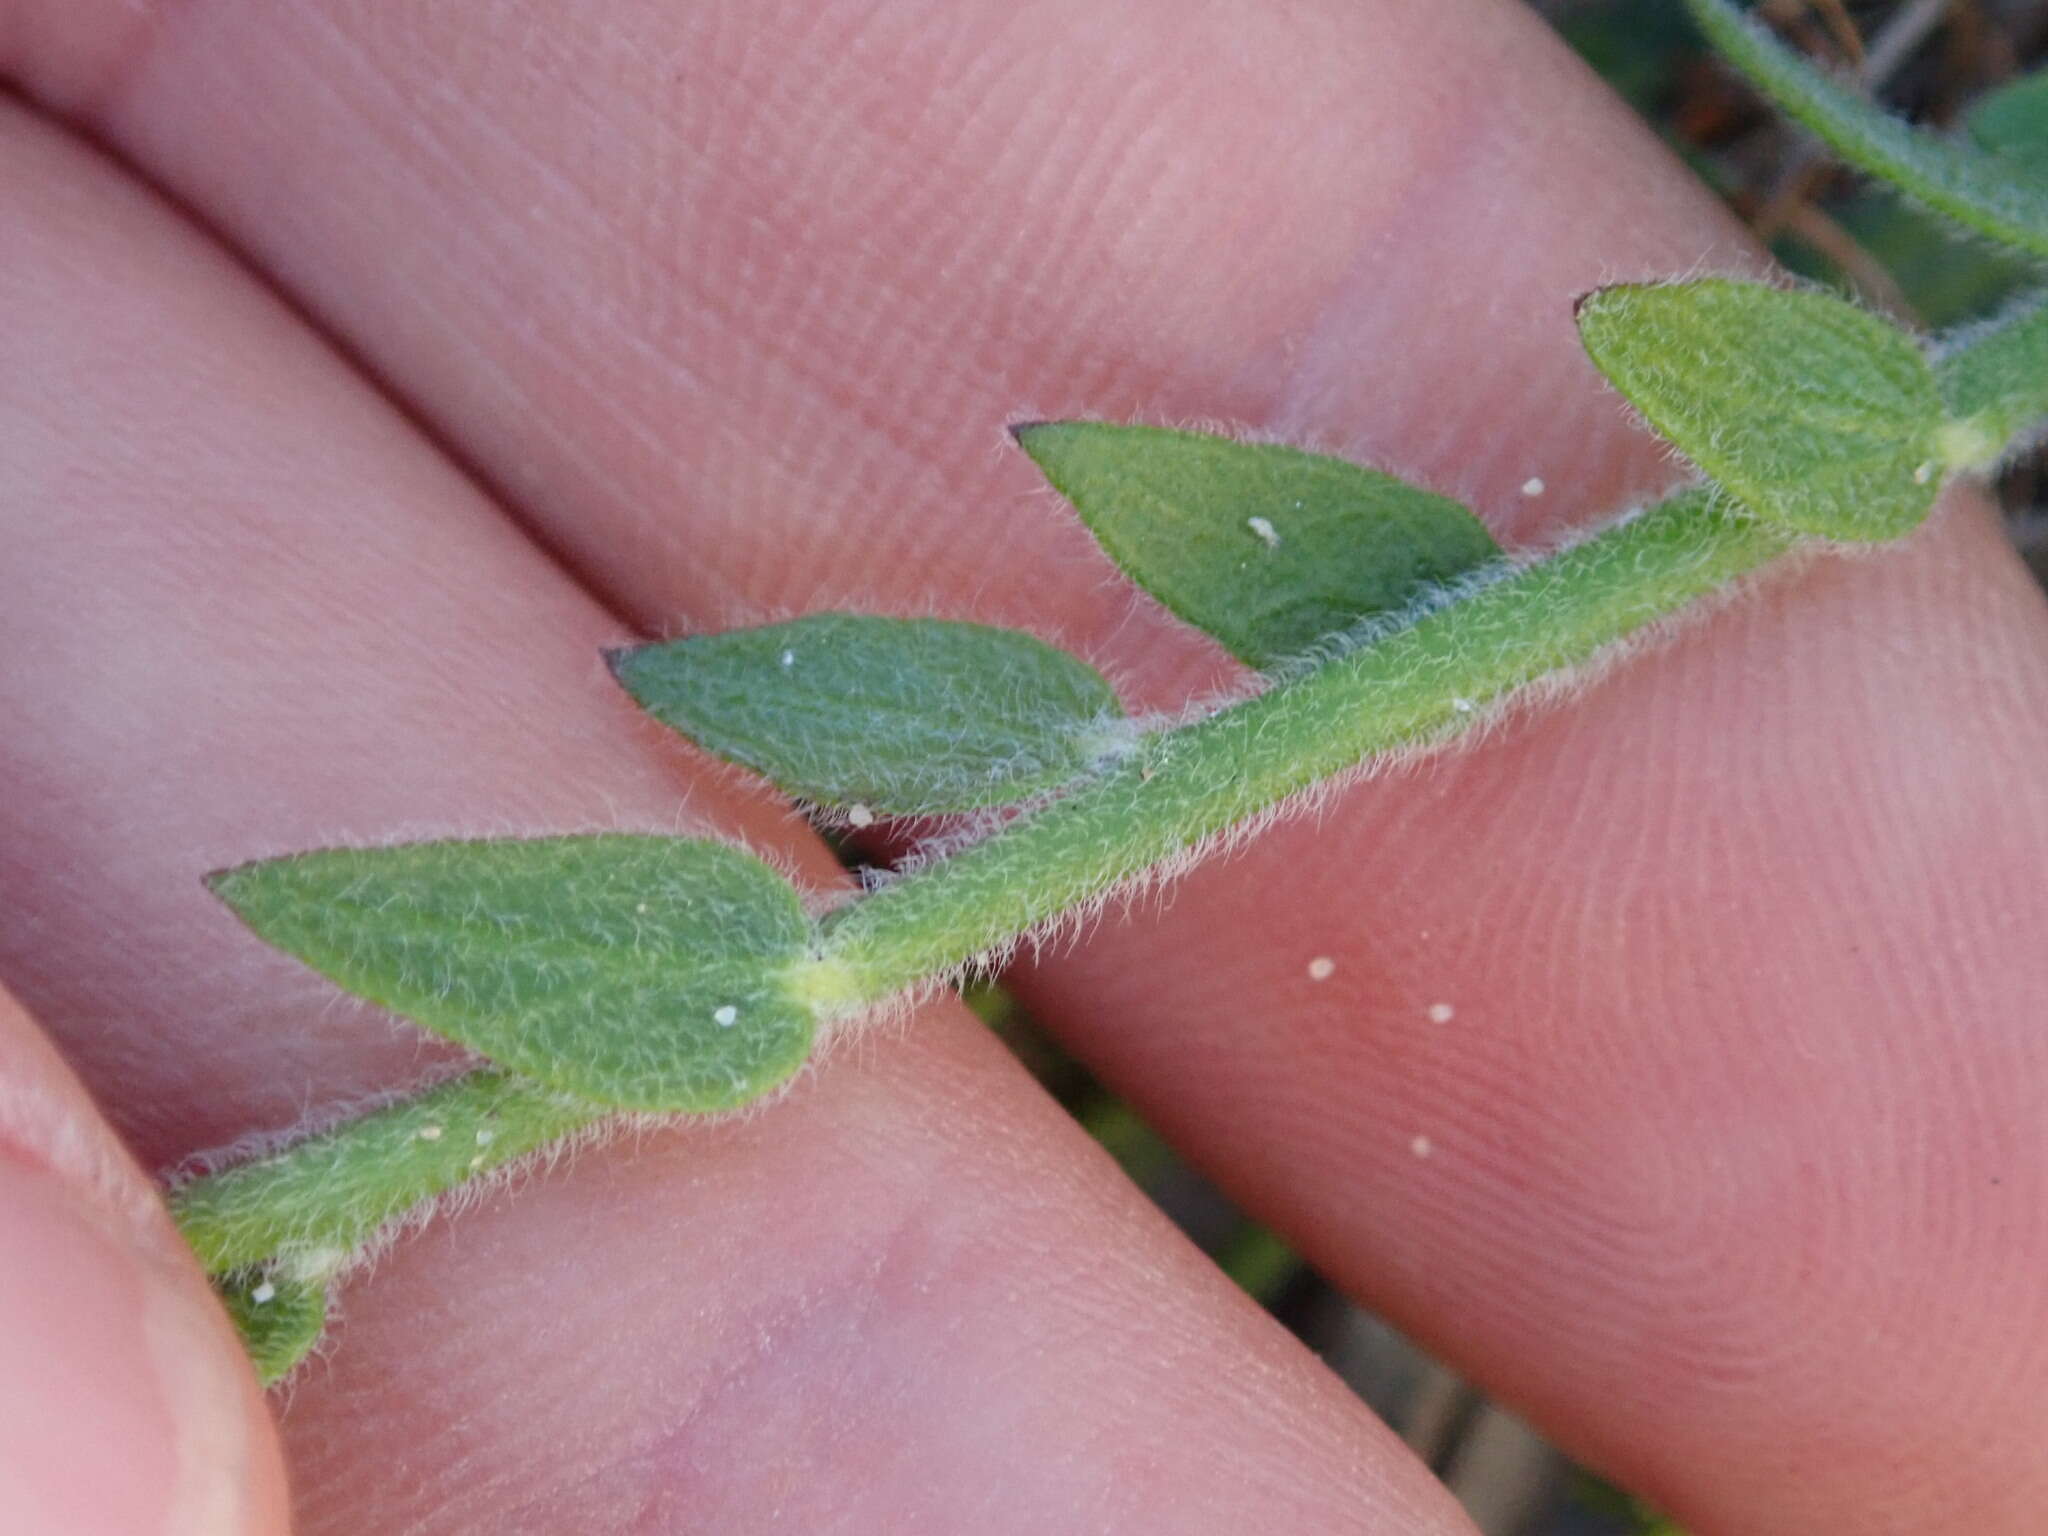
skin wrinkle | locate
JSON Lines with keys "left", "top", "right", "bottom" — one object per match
{"left": 595, "top": 1179, "right": 1085, "bottom": 1530}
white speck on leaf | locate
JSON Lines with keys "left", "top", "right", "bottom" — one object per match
{"left": 1427, "top": 1002, "right": 1455, "bottom": 1024}
{"left": 1913, "top": 462, "right": 1935, "bottom": 484}
{"left": 1246, "top": 515, "right": 1281, "bottom": 548}
{"left": 417, "top": 1124, "right": 444, "bottom": 1142}
{"left": 1307, "top": 956, "right": 1336, "bottom": 981}
{"left": 713, "top": 1005, "right": 739, "bottom": 1028}
{"left": 847, "top": 804, "right": 876, "bottom": 828}
{"left": 475, "top": 1128, "right": 496, "bottom": 1147}
{"left": 1452, "top": 697, "right": 1475, "bottom": 714}
{"left": 1522, "top": 476, "right": 1546, "bottom": 497}
{"left": 1410, "top": 1134, "right": 1434, "bottom": 1159}
{"left": 780, "top": 649, "right": 796, "bottom": 668}
{"left": 250, "top": 1281, "right": 277, "bottom": 1305}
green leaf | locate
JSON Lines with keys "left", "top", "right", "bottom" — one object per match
{"left": 612, "top": 615, "right": 1123, "bottom": 815}
{"left": 1934, "top": 293, "right": 2048, "bottom": 470}
{"left": 217, "top": 1269, "right": 328, "bottom": 1386}
{"left": 208, "top": 835, "right": 816, "bottom": 1112}
{"left": 1576, "top": 279, "right": 1942, "bottom": 540}
{"left": 1013, "top": 423, "right": 1501, "bottom": 670}
{"left": 1969, "top": 70, "right": 2048, "bottom": 163}
{"left": 821, "top": 491, "right": 1794, "bottom": 1000}
{"left": 1685, "top": 0, "right": 2048, "bottom": 260}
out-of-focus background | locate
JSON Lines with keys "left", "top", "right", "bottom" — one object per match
{"left": 981, "top": 4, "right": 2048, "bottom": 1529}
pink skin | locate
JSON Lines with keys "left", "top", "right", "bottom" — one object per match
{"left": 0, "top": 986, "right": 289, "bottom": 1535}
{"left": 0, "top": 98, "right": 1460, "bottom": 1536}
{"left": 2, "top": 0, "right": 2046, "bottom": 1531}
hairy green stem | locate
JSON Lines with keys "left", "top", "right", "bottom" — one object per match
{"left": 1685, "top": 0, "right": 2048, "bottom": 259}
{"left": 171, "top": 1069, "right": 592, "bottom": 1278}
{"left": 816, "top": 492, "right": 1791, "bottom": 995}
{"left": 172, "top": 491, "right": 1788, "bottom": 1288}
{"left": 157, "top": 20, "right": 2048, "bottom": 1383}
{"left": 190, "top": 266, "right": 2048, "bottom": 1280}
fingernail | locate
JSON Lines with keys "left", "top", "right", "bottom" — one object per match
{"left": 0, "top": 1157, "right": 257, "bottom": 1534}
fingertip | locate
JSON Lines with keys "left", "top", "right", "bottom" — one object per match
{"left": 0, "top": 1156, "right": 287, "bottom": 1534}
{"left": 0, "top": 990, "right": 290, "bottom": 1535}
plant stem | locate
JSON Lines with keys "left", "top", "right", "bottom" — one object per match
{"left": 816, "top": 491, "right": 1791, "bottom": 997}
{"left": 173, "top": 491, "right": 1790, "bottom": 1285}
{"left": 165, "top": 277, "right": 2048, "bottom": 1378}
{"left": 171, "top": 1069, "right": 592, "bottom": 1278}
{"left": 1684, "top": 0, "right": 2048, "bottom": 260}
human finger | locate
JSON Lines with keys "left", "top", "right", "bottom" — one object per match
{"left": 11, "top": 4, "right": 2046, "bottom": 1528}
{"left": 0, "top": 98, "right": 1474, "bottom": 1533}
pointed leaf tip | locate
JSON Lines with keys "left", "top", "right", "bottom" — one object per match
{"left": 1015, "top": 422, "right": 1501, "bottom": 669}
{"left": 219, "top": 1270, "right": 329, "bottom": 1386}
{"left": 210, "top": 834, "right": 817, "bottom": 1112}
{"left": 1576, "top": 279, "right": 1942, "bottom": 541}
